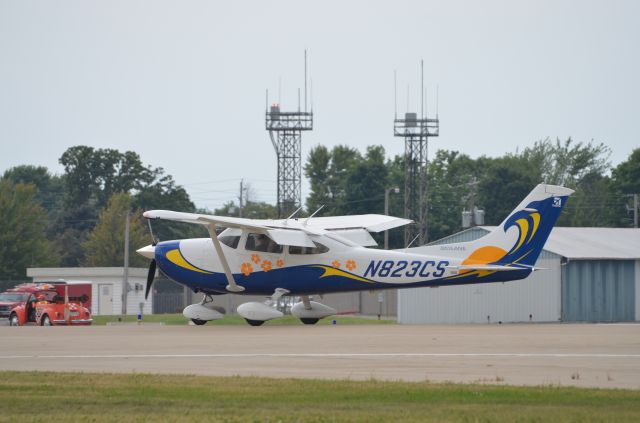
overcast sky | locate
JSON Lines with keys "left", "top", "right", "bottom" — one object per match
{"left": 1, "top": 0, "right": 638, "bottom": 211}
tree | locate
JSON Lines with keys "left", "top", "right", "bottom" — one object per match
{"left": 343, "top": 146, "right": 388, "bottom": 215}
{"left": 59, "top": 146, "right": 152, "bottom": 209}
{"left": 519, "top": 137, "right": 611, "bottom": 186}
{"left": 612, "top": 148, "right": 640, "bottom": 194}
{"left": 2, "top": 165, "right": 64, "bottom": 214}
{"left": 0, "top": 181, "right": 58, "bottom": 279}
{"left": 558, "top": 172, "right": 627, "bottom": 227}
{"left": 134, "top": 174, "right": 201, "bottom": 241}
{"left": 214, "top": 201, "right": 277, "bottom": 220}
{"left": 610, "top": 148, "right": 640, "bottom": 227}
{"left": 304, "top": 145, "right": 331, "bottom": 214}
{"left": 83, "top": 193, "right": 149, "bottom": 268}
{"left": 53, "top": 145, "right": 197, "bottom": 265}
{"left": 478, "top": 157, "right": 538, "bottom": 225}
{"left": 304, "top": 145, "right": 361, "bottom": 216}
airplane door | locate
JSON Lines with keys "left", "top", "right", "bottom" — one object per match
{"left": 98, "top": 284, "right": 113, "bottom": 315}
{"left": 242, "top": 233, "right": 284, "bottom": 285}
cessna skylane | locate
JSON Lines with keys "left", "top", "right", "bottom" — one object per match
{"left": 137, "top": 183, "right": 573, "bottom": 326}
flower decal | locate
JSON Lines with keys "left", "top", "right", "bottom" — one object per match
{"left": 345, "top": 260, "right": 357, "bottom": 271}
{"left": 240, "top": 262, "right": 253, "bottom": 277}
{"left": 261, "top": 260, "right": 272, "bottom": 272}
{"left": 332, "top": 260, "right": 341, "bottom": 268}
{"left": 251, "top": 254, "right": 261, "bottom": 264}
{"left": 276, "top": 259, "right": 284, "bottom": 268}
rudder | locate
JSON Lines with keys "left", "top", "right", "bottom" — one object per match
{"left": 464, "top": 184, "right": 574, "bottom": 268}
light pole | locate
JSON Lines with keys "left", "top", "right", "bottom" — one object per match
{"left": 384, "top": 187, "right": 400, "bottom": 249}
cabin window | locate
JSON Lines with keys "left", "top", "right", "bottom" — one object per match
{"left": 289, "top": 242, "right": 329, "bottom": 255}
{"left": 218, "top": 228, "right": 242, "bottom": 249}
{"left": 245, "top": 233, "right": 283, "bottom": 254}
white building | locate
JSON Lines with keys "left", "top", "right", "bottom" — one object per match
{"left": 398, "top": 227, "right": 640, "bottom": 324}
{"left": 27, "top": 267, "right": 151, "bottom": 316}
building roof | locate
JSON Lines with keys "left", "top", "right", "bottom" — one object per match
{"left": 477, "top": 226, "right": 640, "bottom": 260}
{"left": 27, "top": 267, "right": 149, "bottom": 279}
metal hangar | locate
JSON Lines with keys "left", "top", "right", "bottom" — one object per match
{"left": 398, "top": 227, "right": 640, "bottom": 324}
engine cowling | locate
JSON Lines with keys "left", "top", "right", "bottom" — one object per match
{"left": 290, "top": 301, "right": 336, "bottom": 319}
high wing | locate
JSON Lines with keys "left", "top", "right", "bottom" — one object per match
{"left": 301, "top": 214, "right": 413, "bottom": 233}
{"left": 143, "top": 210, "right": 315, "bottom": 247}
{"left": 143, "top": 210, "right": 412, "bottom": 247}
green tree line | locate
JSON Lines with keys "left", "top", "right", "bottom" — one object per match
{"left": 0, "top": 146, "right": 204, "bottom": 280}
{"left": 304, "top": 138, "right": 639, "bottom": 246}
{"left": 1, "top": 140, "right": 638, "bottom": 280}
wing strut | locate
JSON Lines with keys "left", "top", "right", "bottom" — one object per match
{"left": 206, "top": 224, "right": 245, "bottom": 293}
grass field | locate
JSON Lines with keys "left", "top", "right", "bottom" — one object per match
{"left": 0, "top": 372, "right": 639, "bottom": 422}
{"left": 92, "top": 313, "right": 396, "bottom": 326}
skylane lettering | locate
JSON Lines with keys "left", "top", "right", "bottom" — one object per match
{"left": 364, "top": 260, "right": 449, "bottom": 278}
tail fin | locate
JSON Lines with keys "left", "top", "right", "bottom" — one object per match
{"left": 464, "top": 184, "right": 574, "bottom": 268}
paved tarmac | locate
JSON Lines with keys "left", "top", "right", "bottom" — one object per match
{"left": 1, "top": 323, "right": 639, "bottom": 389}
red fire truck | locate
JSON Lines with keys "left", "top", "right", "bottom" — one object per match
{"left": 2, "top": 283, "right": 92, "bottom": 326}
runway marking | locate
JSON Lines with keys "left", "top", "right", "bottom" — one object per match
{"left": 2, "top": 353, "right": 639, "bottom": 359}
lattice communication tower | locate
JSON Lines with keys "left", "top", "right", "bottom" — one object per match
{"left": 394, "top": 61, "right": 439, "bottom": 245}
{"left": 265, "top": 52, "right": 313, "bottom": 218}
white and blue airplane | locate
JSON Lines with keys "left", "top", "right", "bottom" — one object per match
{"left": 137, "top": 183, "right": 573, "bottom": 326}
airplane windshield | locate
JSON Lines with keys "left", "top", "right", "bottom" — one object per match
{"left": 219, "top": 235, "right": 240, "bottom": 249}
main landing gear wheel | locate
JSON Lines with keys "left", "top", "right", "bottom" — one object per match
{"left": 41, "top": 315, "right": 52, "bottom": 326}
{"left": 191, "top": 318, "right": 207, "bottom": 326}
{"left": 245, "top": 319, "right": 265, "bottom": 327}
{"left": 300, "top": 318, "right": 319, "bottom": 325}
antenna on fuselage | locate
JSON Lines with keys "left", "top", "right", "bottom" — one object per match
{"left": 303, "top": 205, "right": 325, "bottom": 226}
{"left": 284, "top": 206, "right": 303, "bottom": 225}
{"left": 404, "top": 233, "right": 420, "bottom": 251}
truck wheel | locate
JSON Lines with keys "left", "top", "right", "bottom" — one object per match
{"left": 41, "top": 315, "right": 52, "bottom": 326}
{"left": 9, "top": 313, "right": 19, "bottom": 326}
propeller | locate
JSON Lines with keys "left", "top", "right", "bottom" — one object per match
{"left": 145, "top": 258, "right": 156, "bottom": 300}
{"left": 144, "top": 216, "right": 159, "bottom": 300}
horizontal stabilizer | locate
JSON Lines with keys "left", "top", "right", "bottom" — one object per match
{"left": 447, "top": 264, "right": 529, "bottom": 272}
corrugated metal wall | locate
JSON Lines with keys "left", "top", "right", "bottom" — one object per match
{"left": 561, "top": 260, "right": 636, "bottom": 322}
{"left": 398, "top": 227, "right": 563, "bottom": 324}
{"left": 636, "top": 260, "right": 640, "bottom": 321}
{"left": 398, "top": 254, "right": 561, "bottom": 324}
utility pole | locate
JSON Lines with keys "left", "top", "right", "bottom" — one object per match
{"left": 635, "top": 194, "right": 639, "bottom": 229}
{"left": 122, "top": 210, "right": 130, "bottom": 316}
{"left": 239, "top": 179, "right": 244, "bottom": 218}
{"left": 627, "top": 194, "right": 639, "bottom": 228}
{"left": 384, "top": 187, "right": 400, "bottom": 249}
